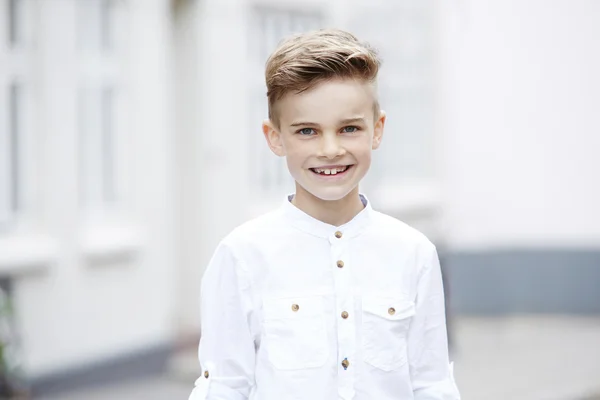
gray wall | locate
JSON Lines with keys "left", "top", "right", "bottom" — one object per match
{"left": 442, "top": 249, "right": 600, "bottom": 315}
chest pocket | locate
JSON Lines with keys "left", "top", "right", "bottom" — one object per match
{"left": 362, "top": 296, "right": 415, "bottom": 371}
{"left": 262, "top": 295, "right": 329, "bottom": 370}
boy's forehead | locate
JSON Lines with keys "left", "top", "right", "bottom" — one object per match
{"left": 277, "top": 79, "right": 377, "bottom": 125}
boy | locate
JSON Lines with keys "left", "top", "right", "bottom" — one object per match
{"left": 189, "top": 29, "right": 460, "bottom": 400}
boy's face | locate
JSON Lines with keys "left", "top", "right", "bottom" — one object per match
{"left": 263, "top": 78, "right": 385, "bottom": 202}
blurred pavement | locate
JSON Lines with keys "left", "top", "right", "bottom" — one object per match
{"left": 452, "top": 316, "right": 600, "bottom": 400}
{"left": 36, "top": 377, "right": 190, "bottom": 400}
{"left": 37, "top": 316, "right": 600, "bottom": 400}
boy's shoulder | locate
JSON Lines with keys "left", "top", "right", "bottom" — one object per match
{"left": 368, "top": 209, "right": 436, "bottom": 250}
{"left": 220, "top": 207, "right": 286, "bottom": 247}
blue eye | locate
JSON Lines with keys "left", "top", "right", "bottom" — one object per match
{"left": 298, "top": 128, "right": 315, "bottom": 135}
{"left": 342, "top": 126, "right": 359, "bottom": 133}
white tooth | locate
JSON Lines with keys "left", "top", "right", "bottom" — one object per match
{"left": 331, "top": 169, "right": 337, "bottom": 175}
{"left": 314, "top": 169, "right": 322, "bottom": 173}
{"left": 324, "top": 169, "right": 331, "bottom": 175}
{"left": 336, "top": 166, "right": 346, "bottom": 172}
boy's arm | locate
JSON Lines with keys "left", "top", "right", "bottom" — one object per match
{"left": 408, "top": 244, "right": 461, "bottom": 400}
{"left": 189, "top": 242, "right": 255, "bottom": 400}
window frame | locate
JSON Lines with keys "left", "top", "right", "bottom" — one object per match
{"left": 75, "top": 0, "right": 140, "bottom": 261}
{"left": 0, "top": 0, "right": 60, "bottom": 275}
{"left": 246, "top": 3, "right": 325, "bottom": 205}
{"left": 0, "top": 0, "right": 38, "bottom": 233}
{"left": 335, "top": 0, "right": 442, "bottom": 217}
{"left": 76, "top": 0, "right": 128, "bottom": 216}
{"left": 350, "top": 1, "right": 438, "bottom": 186}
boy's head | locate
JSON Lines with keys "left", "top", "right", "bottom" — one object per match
{"left": 262, "top": 29, "right": 386, "bottom": 202}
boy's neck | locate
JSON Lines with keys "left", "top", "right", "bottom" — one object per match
{"left": 291, "top": 184, "right": 365, "bottom": 227}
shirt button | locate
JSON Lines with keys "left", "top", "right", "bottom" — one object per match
{"left": 336, "top": 260, "right": 344, "bottom": 268}
{"left": 388, "top": 307, "right": 396, "bottom": 315}
{"left": 292, "top": 304, "right": 300, "bottom": 312}
{"left": 334, "top": 231, "right": 343, "bottom": 239}
{"left": 204, "top": 370, "right": 209, "bottom": 379}
{"left": 341, "top": 311, "right": 349, "bottom": 319}
{"left": 341, "top": 358, "right": 350, "bottom": 369}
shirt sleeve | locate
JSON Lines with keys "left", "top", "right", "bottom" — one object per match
{"left": 408, "top": 244, "right": 461, "bottom": 400}
{"left": 189, "top": 242, "right": 256, "bottom": 400}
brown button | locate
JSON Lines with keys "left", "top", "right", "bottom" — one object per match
{"left": 292, "top": 304, "right": 300, "bottom": 312}
{"left": 341, "top": 358, "right": 350, "bottom": 369}
{"left": 204, "top": 370, "right": 209, "bottom": 378}
{"left": 334, "top": 231, "right": 343, "bottom": 238}
{"left": 337, "top": 260, "right": 344, "bottom": 268}
{"left": 341, "top": 311, "right": 349, "bottom": 319}
{"left": 388, "top": 307, "right": 396, "bottom": 315}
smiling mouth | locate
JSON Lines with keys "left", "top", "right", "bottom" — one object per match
{"left": 309, "top": 165, "right": 353, "bottom": 176}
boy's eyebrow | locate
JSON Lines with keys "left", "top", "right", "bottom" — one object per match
{"left": 289, "top": 117, "right": 366, "bottom": 127}
{"left": 339, "top": 117, "right": 366, "bottom": 125}
{"left": 289, "top": 121, "right": 320, "bottom": 127}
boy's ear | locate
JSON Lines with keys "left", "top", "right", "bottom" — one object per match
{"left": 372, "top": 110, "right": 386, "bottom": 150}
{"left": 262, "top": 119, "right": 285, "bottom": 157}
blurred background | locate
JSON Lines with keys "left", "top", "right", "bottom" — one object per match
{"left": 0, "top": 0, "right": 599, "bottom": 399}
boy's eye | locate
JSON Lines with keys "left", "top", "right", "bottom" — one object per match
{"left": 342, "top": 126, "right": 359, "bottom": 133}
{"left": 298, "top": 128, "right": 315, "bottom": 135}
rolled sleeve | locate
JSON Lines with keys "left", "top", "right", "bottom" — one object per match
{"left": 189, "top": 375, "right": 209, "bottom": 400}
{"left": 408, "top": 244, "right": 461, "bottom": 400}
{"left": 189, "top": 242, "right": 256, "bottom": 400}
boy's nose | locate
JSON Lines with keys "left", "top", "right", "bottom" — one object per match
{"left": 319, "top": 134, "right": 345, "bottom": 159}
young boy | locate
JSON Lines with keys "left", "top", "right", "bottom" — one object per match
{"left": 189, "top": 29, "right": 460, "bottom": 400}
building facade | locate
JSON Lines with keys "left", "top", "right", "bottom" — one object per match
{"left": 0, "top": 0, "right": 598, "bottom": 392}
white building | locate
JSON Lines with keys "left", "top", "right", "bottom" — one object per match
{"left": 1, "top": 0, "right": 176, "bottom": 392}
{"left": 0, "top": 0, "right": 598, "bottom": 394}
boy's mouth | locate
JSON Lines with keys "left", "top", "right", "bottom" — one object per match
{"left": 309, "top": 165, "right": 353, "bottom": 176}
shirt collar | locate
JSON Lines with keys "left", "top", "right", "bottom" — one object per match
{"left": 281, "top": 193, "right": 373, "bottom": 240}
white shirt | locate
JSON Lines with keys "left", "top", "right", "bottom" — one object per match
{"left": 189, "top": 195, "right": 460, "bottom": 400}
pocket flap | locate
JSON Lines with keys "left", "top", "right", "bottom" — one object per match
{"left": 362, "top": 296, "right": 415, "bottom": 321}
{"left": 263, "top": 295, "right": 324, "bottom": 320}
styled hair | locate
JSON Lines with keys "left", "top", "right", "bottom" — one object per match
{"left": 265, "top": 28, "right": 381, "bottom": 126}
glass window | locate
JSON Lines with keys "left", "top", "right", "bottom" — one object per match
{"left": 77, "top": 0, "right": 115, "bottom": 52}
{"left": 345, "top": 1, "right": 436, "bottom": 185}
{"left": 1, "top": 0, "right": 34, "bottom": 230}
{"left": 78, "top": 85, "right": 116, "bottom": 208}
{"left": 77, "top": 0, "right": 125, "bottom": 211}
{"left": 0, "top": 83, "right": 22, "bottom": 228}
{"left": 8, "top": 0, "right": 25, "bottom": 47}
{"left": 249, "top": 8, "right": 323, "bottom": 193}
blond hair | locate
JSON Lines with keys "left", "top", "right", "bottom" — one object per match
{"left": 265, "top": 29, "right": 381, "bottom": 127}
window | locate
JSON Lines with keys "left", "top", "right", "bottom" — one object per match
{"left": 77, "top": 0, "right": 125, "bottom": 211}
{"left": 0, "top": 85, "right": 21, "bottom": 228}
{"left": 8, "top": 0, "right": 25, "bottom": 46}
{"left": 79, "top": 85, "right": 117, "bottom": 208}
{"left": 348, "top": 1, "right": 437, "bottom": 189}
{"left": 77, "top": 0, "right": 115, "bottom": 52}
{"left": 0, "top": 0, "right": 33, "bottom": 230}
{"left": 248, "top": 7, "right": 323, "bottom": 196}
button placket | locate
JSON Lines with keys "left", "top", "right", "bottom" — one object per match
{"left": 330, "top": 233, "right": 355, "bottom": 397}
